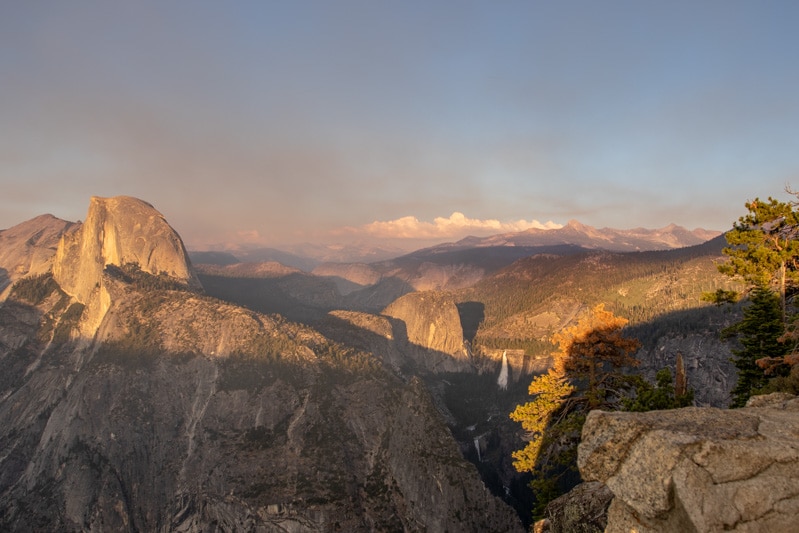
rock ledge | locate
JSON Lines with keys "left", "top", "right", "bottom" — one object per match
{"left": 577, "top": 393, "right": 799, "bottom": 532}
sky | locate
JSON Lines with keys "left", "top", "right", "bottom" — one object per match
{"left": 2, "top": 1, "right": 799, "bottom": 251}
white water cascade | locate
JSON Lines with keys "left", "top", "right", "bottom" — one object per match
{"left": 497, "top": 350, "right": 509, "bottom": 390}
{"left": 474, "top": 437, "right": 482, "bottom": 462}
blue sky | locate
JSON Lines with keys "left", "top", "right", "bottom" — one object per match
{"left": 2, "top": 1, "right": 798, "bottom": 249}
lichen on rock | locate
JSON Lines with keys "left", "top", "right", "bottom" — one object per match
{"left": 575, "top": 393, "right": 799, "bottom": 532}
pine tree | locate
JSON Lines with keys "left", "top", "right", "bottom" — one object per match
{"left": 623, "top": 366, "right": 694, "bottom": 412}
{"left": 719, "top": 196, "right": 799, "bottom": 322}
{"left": 716, "top": 194, "right": 799, "bottom": 402}
{"left": 725, "top": 286, "right": 785, "bottom": 407}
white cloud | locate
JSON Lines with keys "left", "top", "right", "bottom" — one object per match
{"left": 342, "top": 212, "right": 562, "bottom": 240}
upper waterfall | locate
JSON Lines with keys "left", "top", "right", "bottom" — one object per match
{"left": 497, "top": 350, "right": 509, "bottom": 390}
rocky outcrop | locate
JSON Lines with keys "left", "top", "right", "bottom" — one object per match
{"left": 52, "top": 196, "right": 200, "bottom": 335}
{"left": 0, "top": 214, "right": 77, "bottom": 300}
{"left": 318, "top": 310, "right": 410, "bottom": 373}
{"left": 383, "top": 291, "right": 472, "bottom": 373}
{"left": 577, "top": 393, "right": 799, "bottom": 532}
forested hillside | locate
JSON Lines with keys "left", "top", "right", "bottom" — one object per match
{"left": 460, "top": 235, "right": 737, "bottom": 356}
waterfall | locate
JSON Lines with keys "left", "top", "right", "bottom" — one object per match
{"left": 497, "top": 350, "right": 509, "bottom": 390}
{"left": 474, "top": 437, "right": 481, "bottom": 462}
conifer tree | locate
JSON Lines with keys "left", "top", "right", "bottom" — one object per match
{"left": 623, "top": 366, "right": 694, "bottom": 412}
{"left": 553, "top": 303, "right": 641, "bottom": 408}
{"left": 725, "top": 285, "right": 785, "bottom": 407}
{"left": 509, "top": 304, "right": 640, "bottom": 517}
{"left": 719, "top": 196, "right": 799, "bottom": 322}
{"left": 716, "top": 195, "right": 799, "bottom": 402}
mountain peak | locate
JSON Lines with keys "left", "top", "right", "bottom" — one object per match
{"left": 565, "top": 219, "right": 589, "bottom": 230}
{"left": 0, "top": 214, "right": 78, "bottom": 298}
{"left": 52, "top": 196, "right": 201, "bottom": 331}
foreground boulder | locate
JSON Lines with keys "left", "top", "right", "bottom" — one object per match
{"left": 577, "top": 393, "right": 799, "bottom": 532}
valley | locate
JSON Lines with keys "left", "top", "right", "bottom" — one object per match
{"left": 190, "top": 207, "right": 741, "bottom": 525}
{"left": 0, "top": 196, "right": 741, "bottom": 530}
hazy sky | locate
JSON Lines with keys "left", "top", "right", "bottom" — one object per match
{"left": 2, "top": 1, "right": 798, "bottom": 250}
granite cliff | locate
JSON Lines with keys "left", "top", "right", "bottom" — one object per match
{"left": 53, "top": 196, "right": 199, "bottom": 300}
{"left": 382, "top": 291, "right": 472, "bottom": 373}
{"left": 0, "top": 214, "right": 77, "bottom": 300}
{"left": 51, "top": 196, "right": 201, "bottom": 336}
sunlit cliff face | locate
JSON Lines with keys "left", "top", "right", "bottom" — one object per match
{"left": 53, "top": 196, "right": 199, "bottom": 300}
{"left": 52, "top": 195, "right": 201, "bottom": 335}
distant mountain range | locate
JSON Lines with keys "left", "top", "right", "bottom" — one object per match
{"left": 190, "top": 242, "right": 408, "bottom": 271}
{"left": 434, "top": 220, "right": 719, "bottom": 252}
{"left": 189, "top": 220, "right": 721, "bottom": 271}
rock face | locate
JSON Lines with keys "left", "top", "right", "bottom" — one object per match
{"left": 318, "top": 310, "right": 410, "bottom": 373}
{"left": 383, "top": 291, "right": 472, "bottom": 373}
{"left": 52, "top": 196, "right": 200, "bottom": 334}
{"left": 0, "top": 285, "right": 522, "bottom": 531}
{"left": 0, "top": 214, "right": 77, "bottom": 299}
{"left": 475, "top": 348, "right": 552, "bottom": 384}
{"left": 543, "top": 481, "right": 613, "bottom": 533}
{"left": 577, "top": 394, "right": 799, "bottom": 532}
{"left": 634, "top": 331, "right": 738, "bottom": 407}
{"left": 53, "top": 196, "right": 200, "bottom": 301}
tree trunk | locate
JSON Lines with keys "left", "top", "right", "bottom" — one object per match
{"left": 675, "top": 352, "right": 687, "bottom": 398}
{"left": 780, "top": 260, "right": 787, "bottom": 324}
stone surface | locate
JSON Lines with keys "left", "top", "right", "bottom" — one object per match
{"left": 0, "top": 214, "right": 77, "bottom": 300}
{"left": 577, "top": 395, "right": 799, "bottom": 532}
{"left": 382, "top": 291, "right": 472, "bottom": 373}
{"left": 0, "top": 288, "right": 523, "bottom": 531}
{"left": 545, "top": 481, "right": 613, "bottom": 533}
{"left": 53, "top": 196, "right": 200, "bottom": 302}
{"left": 52, "top": 196, "right": 201, "bottom": 335}
{"left": 318, "top": 310, "right": 411, "bottom": 374}
{"left": 634, "top": 331, "right": 739, "bottom": 407}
